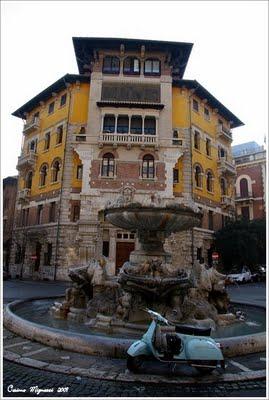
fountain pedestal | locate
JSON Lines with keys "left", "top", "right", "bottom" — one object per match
{"left": 102, "top": 202, "right": 203, "bottom": 323}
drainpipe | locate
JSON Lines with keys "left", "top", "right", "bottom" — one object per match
{"left": 54, "top": 83, "right": 72, "bottom": 281}
{"left": 187, "top": 84, "right": 200, "bottom": 265}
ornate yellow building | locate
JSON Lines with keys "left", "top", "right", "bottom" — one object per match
{"left": 10, "top": 38, "right": 243, "bottom": 280}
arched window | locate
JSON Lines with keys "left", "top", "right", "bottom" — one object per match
{"left": 144, "top": 58, "right": 161, "bottom": 75}
{"left": 51, "top": 160, "right": 61, "bottom": 182}
{"left": 240, "top": 178, "right": 249, "bottom": 197}
{"left": 123, "top": 57, "right": 140, "bottom": 75}
{"left": 194, "top": 131, "right": 200, "bottom": 150}
{"left": 25, "top": 171, "right": 33, "bottom": 189}
{"left": 103, "top": 56, "right": 120, "bottom": 74}
{"left": 142, "top": 154, "right": 155, "bottom": 179}
{"left": 194, "top": 165, "right": 203, "bottom": 188}
{"left": 101, "top": 153, "right": 115, "bottom": 177}
{"left": 206, "top": 171, "right": 213, "bottom": 192}
{"left": 220, "top": 178, "right": 227, "bottom": 195}
{"left": 39, "top": 164, "right": 48, "bottom": 186}
{"left": 79, "top": 127, "right": 86, "bottom": 135}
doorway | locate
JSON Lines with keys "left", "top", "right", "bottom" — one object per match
{"left": 116, "top": 242, "right": 135, "bottom": 273}
{"left": 35, "top": 242, "right": 42, "bottom": 271}
{"left": 207, "top": 246, "right": 214, "bottom": 268}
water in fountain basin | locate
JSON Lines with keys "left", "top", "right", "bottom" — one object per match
{"left": 13, "top": 299, "right": 265, "bottom": 339}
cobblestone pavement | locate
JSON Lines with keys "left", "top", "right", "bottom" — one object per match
{"left": 3, "top": 360, "right": 266, "bottom": 397}
{"left": 3, "top": 326, "right": 267, "bottom": 397}
{"left": 3, "top": 280, "right": 267, "bottom": 397}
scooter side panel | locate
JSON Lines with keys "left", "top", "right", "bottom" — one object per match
{"left": 185, "top": 337, "right": 224, "bottom": 360}
{"left": 127, "top": 340, "right": 151, "bottom": 357}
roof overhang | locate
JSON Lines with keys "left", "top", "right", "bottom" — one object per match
{"left": 73, "top": 37, "right": 193, "bottom": 78}
{"left": 12, "top": 74, "right": 90, "bottom": 118}
{"left": 173, "top": 79, "right": 244, "bottom": 128}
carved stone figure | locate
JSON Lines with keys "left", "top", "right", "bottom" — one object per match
{"left": 116, "top": 291, "right": 132, "bottom": 321}
{"left": 50, "top": 283, "right": 87, "bottom": 319}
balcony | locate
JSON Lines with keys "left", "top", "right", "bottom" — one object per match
{"left": 17, "top": 151, "right": 37, "bottom": 171}
{"left": 217, "top": 157, "right": 236, "bottom": 176}
{"left": 99, "top": 133, "right": 158, "bottom": 147}
{"left": 221, "top": 195, "right": 235, "bottom": 208}
{"left": 18, "top": 188, "right": 31, "bottom": 203}
{"left": 217, "top": 125, "right": 232, "bottom": 142}
{"left": 235, "top": 193, "right": 254, "bottom": 202}
{"left": 23, "top": 117, "right": 40, "bottom": 134}
{"left": 74, "top": 135, "right": 86, "bottom": 142}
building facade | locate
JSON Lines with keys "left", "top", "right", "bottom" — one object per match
{"left": 10, "top": 38, "right": 243, "bottom": 280}
{"left": 232, "top": 141, "right": 266, "bottom": 220}
{"left": 3, "top": 176, "right": 18, "bottom": 270}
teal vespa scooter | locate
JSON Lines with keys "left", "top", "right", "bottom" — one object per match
{"left": 127, "top": 309, "right": 225, "bottom": 374}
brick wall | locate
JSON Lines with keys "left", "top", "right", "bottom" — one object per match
{"left": 90, "top": 160, "right": 166, "bottom": 191}
{"left": 16, "top": 201, "right": 59, "bottom": 227}
{"left": 237, "top": 164, "right": 264, "bottom": 197}
{"left": 3, "top": 178, "right": 17, "bottom": 243}
{"left": 253, "top": 199, "right": 265, "bottom": 219}
{"left": 236, "top": 161, "right": 266, "bottom": 220}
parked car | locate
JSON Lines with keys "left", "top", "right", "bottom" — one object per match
{"left": 227, "top": 266, "right": 252, "bottom": 284}
{"left": 251, "top": 265, "right": 266, "bottom": 282}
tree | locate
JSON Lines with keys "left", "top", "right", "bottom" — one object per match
{"left": 214, "top": 218, "right": 266, "bottom": 272}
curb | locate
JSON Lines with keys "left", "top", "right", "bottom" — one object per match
{"left": 3, "top": 349, "right": 266, "bottom": 385}
{"left": 4, "top": 298, "right": 266, "bottom": 359}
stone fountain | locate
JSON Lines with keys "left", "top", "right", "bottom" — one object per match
{"left": 51, "top": 193, "right": 234, "bottom": 331}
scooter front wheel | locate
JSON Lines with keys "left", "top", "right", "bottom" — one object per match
{"left": 191, "top": 360, "right": 218, "bottom": 374}
{"left": 127, "top": 355, "right": 144, "bottom": 373}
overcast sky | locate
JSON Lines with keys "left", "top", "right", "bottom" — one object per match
{"left": 1, "top": 0, "right": 268, "bottom": 178}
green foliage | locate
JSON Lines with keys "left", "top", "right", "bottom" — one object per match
{"left": 214, "top": 218, "right": 266, "bottom": 272}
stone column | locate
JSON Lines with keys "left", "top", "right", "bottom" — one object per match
{"left": 101, "top": 114, "right": 104, "bottom": 134}
{"left": 155, "top": 116, "right": 159, "bottom": 137}
{"left": 115, "top": 114, "right": 118, "bottom": 133}
{"left": 128, "top": 114, "right": 131, "bottom": 134}
{"left": 163, "top": 148, "right": 183, "bottom": 198}
{"left": 108, "top": 228, "right": 117, "bottom": 275}
{"left": 182, "top": 128, "right": 193, "bottom": 201}
{"left": 74, "top": 148, "right": 96, "bottom": 195}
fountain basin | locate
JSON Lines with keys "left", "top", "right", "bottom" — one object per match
{"left": 4, "top": 297, "right": 266, "bottom": 359}
{"left": 105, "top": 205, "right": 202, "bottom": 235}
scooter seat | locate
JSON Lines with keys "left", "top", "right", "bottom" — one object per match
{"left": 175, "top": 325, "right": 211, "bottom": 336}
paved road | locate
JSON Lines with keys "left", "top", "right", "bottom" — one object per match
{"left": 3, "top": 360, "right": 266, "bottom": 397}
{"left": 227, "top": 282, "right": 266, "bottom": 307}
{"left": 4, "top": 279, "right": 266, "bottom": 305}
{"left": 3, "top": 279, "right": 71, "bottom": 303}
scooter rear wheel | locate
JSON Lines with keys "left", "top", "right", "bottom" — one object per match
{"left": 127, "top": 355, "right": 144, "bottom": 373}
{"left": 192, "top": 360, "right": 218, "bottom": 374}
